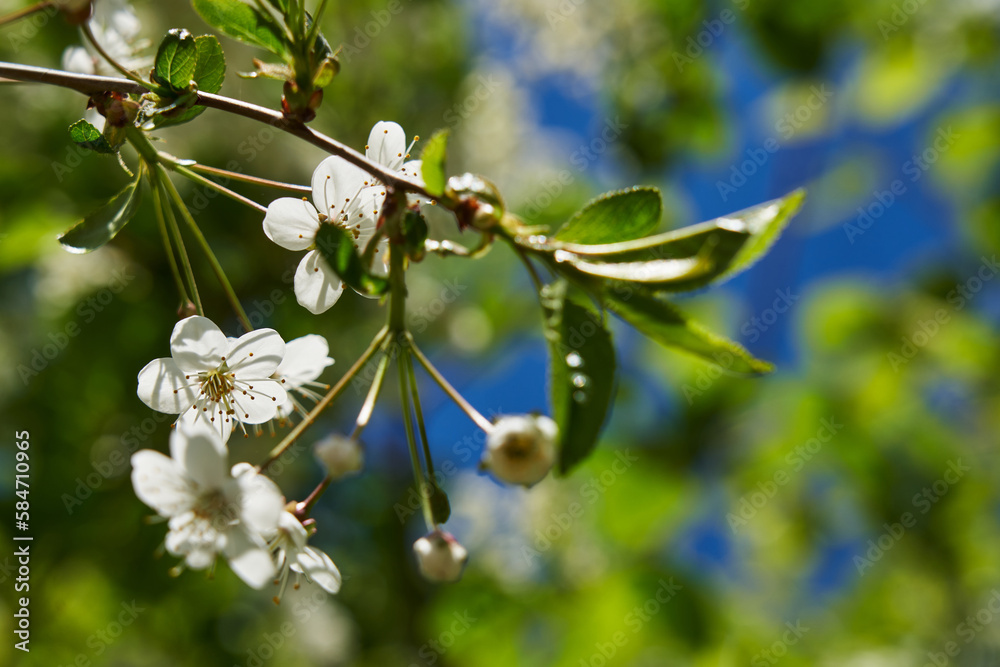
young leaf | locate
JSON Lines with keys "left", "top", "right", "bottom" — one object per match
{"left": 553, "top": 250, "right": 712, "bottom": 287}
{"left": 541, "top": 280, "right": 617, "bottom": 474}
{"left": 193, "top": 34, "right": 226, "bottom": 94}
{"left": 553, "top": 187, "right": 662, "bottom": 245}
{"left": 420, "top": 129, "right": 449, "bottom": 197}
{"left": 314, "top": 223, "right": 389, "bottom": 296}
{"left": 58, "top": 172, "right": 143, "bottom": 253}
{"left": 153, "top": 29, "right": 198, "bottom": 91}
{"left": 192, "top": 0, "right": 289, "bottom": 56}
{"left": 553, "top": 189, "right": 806, "bottom": 293}
{"left": 605, "top": 285, "right": 773, "bottom": 374}
{"left": 68, "top": 119, "right": 116, "bottom": 154}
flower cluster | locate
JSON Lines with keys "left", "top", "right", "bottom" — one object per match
{"left": 130, "top": 120, "right": 562, "bottom": 596}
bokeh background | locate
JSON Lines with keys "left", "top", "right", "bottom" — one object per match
{"left": 2, "top": 0, "right": 1000, "bottom": 664}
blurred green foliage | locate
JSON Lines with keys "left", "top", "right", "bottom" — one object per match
{"left": 0, "top": 0, "right": 999, "bottom": 665}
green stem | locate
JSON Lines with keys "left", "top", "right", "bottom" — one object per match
{"left": 80, "top": 23, "right": 147, "bottom": 87}
{"left": 149, "top": 167, "right": 191, "bottom": 306}
{"left": 407, "top": 333, "right": 494, "bottom": 433}
{"left": 405, "top": 352, "right": 436, "bottom": 482}
{"left": 399, "top": 349, "right": 435, "bottom": 530}
{"left": 295, "top": 475, "right": 331, "bottom": 517}
{"left": 351, "top": 340, "right": 391, "bottom": 439}
{"left": 157, "top": 164, "right": 252, "bottom": 332}
{"left": 163, "top": 159, "right": 268, "bottom": 213}
{"left": 0, "top": 1, "right": 53, "bottom": 28}
{"left": 303, "top": 0, "right": 329, "bottom": 48}
{"left": 186, "top": 163, "right": 310, "bottom": 194}
{"left": 258, "top": 326, "right": 389, "bottom": 471}
{"left": 153, "top": 170, "right": 204, "bottom": 315}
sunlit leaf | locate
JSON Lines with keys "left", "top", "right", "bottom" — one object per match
{"left": 554, "top": 187, "right": 662, "bottom": 245}
{"left": 153, "top": 29, "right": 198, "bottom": 91}
{"left": 541, "top": 280, "right": 617, "bottom": 474}
{"left": 192, "top": 0, "right": 289, "bottom": 56}
{"left": 58, "top": 172, "right": 143, "bottom": 253}
{"left": 420, "top": 130, "right": 449, "bottom": 197}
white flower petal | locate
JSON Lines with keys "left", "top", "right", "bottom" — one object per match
{"left": 294, "top": 250, "right": 344, "bottom": 314}
{"left": 263, "top": 197, "right": 320, "bottom": 251}
{"left": 183, "top": 548, "right": 216, "bottom": 570}
{"left": 277, "top": 335, "right": 334, "bottom": 388}
{"left": 170, "top": 316, "right": 228, "bottom": 372}
{"left": 277, "top": 511, "right": 309, "bottom": 550}
{"left": 169, "top": 422, "right": 228, "bottom": 490}
{"left": 224, "top": 527, "right": 276, "bottom": 589}
{"left": 131, "top": 450, "right": 196, "bottom": 517}
{"left": 311, "top": 157, "right": 371, "bottom": 218}
{"left": 178, "top": 403, "right": 235, "bottom": 444}
{"left": 230, "top": 379, "right": 287, "bottom": 424}
{"left": 234, "top": 467, "right": 284, "bottom": 536}
{"left": 61, "top": 46, "right": 95, "bottom": 75}
{"left": 366, "top": 121, "right": 407, "bottom": 171}
{"left": 399, "top": 159, "right": 424, "bottom": 186}
{"left": 137, "top": 358, "right": 198, "bottom": 414}
{"left": 292, "top": 546, "right": 342, "bottom": 594}
{"left": 227, "top": 328, "right": 286, "bottom": 378}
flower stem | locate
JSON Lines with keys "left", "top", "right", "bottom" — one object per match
{"left": 149, "top": 167, "right": 192, "bottom": 307}
{"left": 152, "top": 169, "right": 204, "bottom": 315}
{"left": 163, "top": 158, "right": 268, "bottom": 213}
{"left": 295, "top": 475, "right": 331, "bottom": 518}
{"left": 80, "top": 22, "right": 148, "bottom": 88}
{"left": 399, "top": 349, "right": 435, "bottom": 530}
{"left": 156, "top": 164, "right": 253, "bottom": 332}
{"left": 405, "top": 352, "right": 437, "bottom": 482}
{"left": 185, "top": 163, "right": 310, "bottom": 194}
{"left": 406, "top": 333, "right": 494, "bottom": 433}
{"left": 258, "top": 326, "right": 389, "bottom": 471}
{"left": 0, "top": 1, "right": 52, "bottom": 28}
{"left": 351, "top": 340, "right": 391, "bottom": 439}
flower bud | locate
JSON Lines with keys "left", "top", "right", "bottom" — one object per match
{"left": 481, "top": 415, "right": 558, "bottom": 487}
{"left": 413, "top": 529, "right": 468, "bottom": 583}
{"left": 313, "top": 434, "right": 363, "bottom": 479}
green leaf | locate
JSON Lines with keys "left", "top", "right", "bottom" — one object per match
{"left": 553, "top": 250, "right": 713, "bottom": 288}
{"left": 193, "top": 34, "right": 226, "bottom": 94}
{"left": 68, "top": 120, "right": 116, "bottom": 154}
{"left": 314, "top": 223, "right": 389, "bottom": 296}
{"left": 605, "top": 285, "right": 773, "bottom": 375}
{"left": 554, "top": 189, "right": 806, "bottom": 293}
{"left": 553, "top": 187, "right": 662, "bottom": 245}
{"left": 402, "top": 209, "right": 428, "bottom": 260}
{"left": 420, "top": 129, "right": 449, "bottom": 197}
{"left": 541, "top": 280, "right": 617, "bottom": 474}
{"left": 153, "top": 29, "right": 198, "bottom": 91}
{"left": 58, "top": 172, "right": 143, "bottom": 253}
{"left": 192, "top": 0, "right": 289, "bottom": 56}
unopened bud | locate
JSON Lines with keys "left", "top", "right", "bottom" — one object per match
{"left": 481, "top": 415, "right": 558, "bottom": 487}
{"left": 313, "top": 434, "right": 363, "bottom": 479}
{"left": 413, "top": 529, "right": 468, "bottom": 583}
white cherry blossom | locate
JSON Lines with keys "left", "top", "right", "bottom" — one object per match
{"left": 136, "top": 316, "right": 288, "bottom": 443}
{"left": 262, "top": 157, "right": 385, "bottom": 314}
{"left": 130, "top": 422, "right": 284, "bottom": 589}
{"left": 481, "top": 414, "right": 558, "bottom": 487}
{"left": 272, "top": 334, "right": 335, "bottom": 421}
{"left": 268, "top": 511, "right": 342, "bottom": 600}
